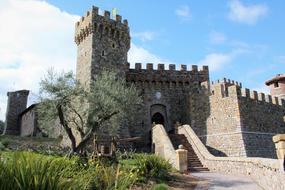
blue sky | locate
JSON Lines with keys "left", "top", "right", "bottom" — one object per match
{"left": 45, "top": 0, "right": 285, "bottom": 87}
{"left": 0, "top": 0, "right": 284, "bottom": 120}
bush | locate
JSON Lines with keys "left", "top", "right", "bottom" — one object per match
{"left": 0, "top": 151, "right": 172, "bottom": 189}
{"left": 152, "top": 183, "right": 168, "bottom": 190}
{"left": 120, "top": 153, "right": 172, "bottom": 182}
{"left": 134, "top": 154, "right": 172, "bottom": 180}
{"left": 0, "top": 151, "right": 74, "bottom": 190}
{"left": 0, "top": 142, "right": 4, "bottom": 151}
{"left": 0, "top": 151, "right": 137, "bottom": 190}
{"left": 0, "top": 139, "right": 9, "bottom": 147}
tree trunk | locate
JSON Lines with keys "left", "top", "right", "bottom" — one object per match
{"left": 57, "top": 105, "right": 77, "bottom": 153}
{"left": 74, "top": 111, "right": 119, "bottom": 153}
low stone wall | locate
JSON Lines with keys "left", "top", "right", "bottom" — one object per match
{"left": 179, "top": 125, "right": 285, "bottom": 190}
{"left": 152, "top": 124, "right": 177, "bottom": 168}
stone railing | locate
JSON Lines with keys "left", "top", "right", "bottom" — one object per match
{"left": 178, "top": 125, "right": 285, "bottom": 190}
{"left": 152, "top": 124, "right": 177, "bottom": 168}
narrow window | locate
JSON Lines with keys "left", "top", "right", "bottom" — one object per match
{"left": 274, "top": 82, "right": 279, "bottom": 88}
{"left": 101, "top": 50, "right": 105, "bottom": 56}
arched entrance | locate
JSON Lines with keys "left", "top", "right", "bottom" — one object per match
{"left": 150, "top": 104, "right": 168, "bottom": 128}
{"left": 148, "top": 104, "right": 169, "bottom": 152}
{"left": 151, "top": 112, "right": 165, "bottom": 126}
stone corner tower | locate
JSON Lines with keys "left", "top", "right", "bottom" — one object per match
{"left": 4, "top": 90, "right": 29, "bottom": 135}
{"left": 74, "top": 6, "right": 130, "bottom": 86}
{"left": 265, "top": 74, "right": 285, "bottom": 99}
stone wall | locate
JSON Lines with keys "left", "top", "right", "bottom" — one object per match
{"left": 75, "top": 6, "right": 130, "bottom": 87}
{"left": 20, "top": 105, "right": 37, "bottom": 137}
{"left": 265, "top": 74, "right": 285, "bottom": 99}
{"left": 199, "top": 80, "right": 246, "bottom": 156}
{"left": 179, "top": 125, "right": 285, "bottom": 190}
{"left": 152, "top": 124, "right": 177, "bottom": 168}
{"left": 4, "top": 90, "right": 29, "bottom": 135}
{"left": 198, "top": 78, "right": 285, "bottom": 158}
{"left": 126, "top": 64, "right": 209, "bottom": 151}
{"left": 238, "top": 88, "right": 285, "bottom": 157}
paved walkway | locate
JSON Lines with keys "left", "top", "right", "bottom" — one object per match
{"left": 192, "top": 172, "right": 263, "bottom": 190}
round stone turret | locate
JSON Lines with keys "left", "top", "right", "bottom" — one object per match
{"left": 265, "top": 74, "right": 285, "bottom": 99}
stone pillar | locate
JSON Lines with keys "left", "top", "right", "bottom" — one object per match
{"left": 273, "top": 134, "right": 285, "bottom": 159}
{"left": 273, "top": 134, "right": 285, "bottom": 171}
{"left": 176, "top": 145, "right": 188, "bottom": 173}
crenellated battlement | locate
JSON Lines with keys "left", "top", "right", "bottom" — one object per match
{"left": 130, "top": 63, "right": 208, "bottom": 72}
{"left": 211, "top": 80, "right": 285, "bottom": 106}
{"left": 211, "top": 77, "right": 242, "bottom": 88}
{"left": 126, "top": 63, "right": 209, "bottom": 85}
{"left": 240, "top": 88, "right": 285, "bottom": 106}
{"left": 74, "top": 6, "right": 130, "bottom": 46}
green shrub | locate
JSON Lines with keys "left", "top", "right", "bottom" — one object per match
{"left": 0, "top": 151, "right": 74, "bottom": 190}
{"left": 0, "top": 151, "right": 137, "bottom": 190}
{"left": 0, "top": 151, "right": 170, "bottom": 190}
{"left": 0, "top": 139, "right": 9, "bottom": 147}
{"left": 152, "top": 183, "right": 168, "bottom": 190}
{"left": 0, "top": 142, "right": 4, "bottom": 151}
{"left": 120, "top": 153, "right": 172, "bottom": 182}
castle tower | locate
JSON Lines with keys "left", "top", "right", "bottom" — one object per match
{"left": 265, "top": 74, "right": 285, "bottom": 99}
{"left": 4, "top": 90, "right": 29, "bottom": 135}
{"left": 74, "top": 6, "right": 130, "bottom": 86}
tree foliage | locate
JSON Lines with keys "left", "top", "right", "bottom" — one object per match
{"left": 38, "top": 69, "right": 142, "bottom": 154}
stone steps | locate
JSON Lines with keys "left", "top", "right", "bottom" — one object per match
{"left": 169, "top": 134, "right": 209, "bottom": 172}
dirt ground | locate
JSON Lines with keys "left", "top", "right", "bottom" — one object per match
{"left": 167, "top": 173, "right": 208, "bottom": 190}
{"left": 131, "top": 172, "right": 208, "bottom": 190}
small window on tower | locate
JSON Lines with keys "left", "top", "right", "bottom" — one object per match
{"left": 101, "top": 50, "right": 105, "bottom": 56}
{"left": 112, "top": 43, "right": 116, "bottom": 48}
{"left": 274, "top": 82, "right": 279, "bottom": 88}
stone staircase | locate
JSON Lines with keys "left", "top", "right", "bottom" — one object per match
{"left": 169, "top": 134, "right": 209, "bottom": 172}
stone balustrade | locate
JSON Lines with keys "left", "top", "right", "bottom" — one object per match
{"left": 178, "top": 125, "right": 285, "bottom": 190}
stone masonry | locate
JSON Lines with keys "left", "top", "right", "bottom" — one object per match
{"left": 266, "top": 74, "right": 285, "bottom": 99}
{"left": 195, "top": 79, "right": 285, "bottom": 158}
{"left": 4, "top": 90, "right": 29, "bottom": 135}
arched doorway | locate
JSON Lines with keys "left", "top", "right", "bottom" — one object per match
{"left": 151, "top": 112, "right": 165, "bottom": 126}
{"left": 148, "top": 104, "right": 169, "bottom": 152}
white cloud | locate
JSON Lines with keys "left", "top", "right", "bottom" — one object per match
{"left": 128, "top": 43, "right": 174, "bottom": 69}
{"left": 198, "top": 53, "right": 233, "bottom": 72}
{"left": 0, "top": 0, "right": 79, "bottom": 120}
{"left": 209, "top": 31, "right": 227, "bottom": 44}
{"left": 132, "top": 31, "right": 157, "bottom": 42}
{"left": 175, "top": 5, "right": 191, "bottom": 21}
{"left": 197, "top": 49, "right": 246, "bottom": 72}
{"left": 228, "top": 0, "right": 268, "bottom": 24}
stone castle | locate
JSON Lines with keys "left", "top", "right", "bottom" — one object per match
{"left": 3, "top": 6, "right": 285, "bottom": 159}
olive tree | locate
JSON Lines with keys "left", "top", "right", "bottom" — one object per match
{"left": 38, "top": 69, "right": 141, "bottom": 154}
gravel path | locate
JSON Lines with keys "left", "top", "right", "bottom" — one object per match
{"left": 192, "top": 172, "right": 263, "bottom": 190}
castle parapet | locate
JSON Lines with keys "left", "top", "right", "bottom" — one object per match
{"left": 74, "top": 6, "right": 130, "bottom": 46}
{"left": 240, "top": 88, "right": 284, "bottom": 106}
{"left": 211, "top": 79, "right": 285, "bottom": 106}
{"left": 126, "top": 63, "right": 209, "bottom": 85}
{"left": 212, "top": 77, "right": 242, "bottom": 88}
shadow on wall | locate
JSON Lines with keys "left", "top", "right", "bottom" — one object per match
{"left": 206, "top": 145, "right": 227, "bottom": 157}
{"left": 239, "top": 95, "right": 285, "bottom": 158}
